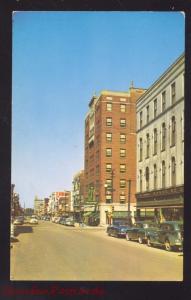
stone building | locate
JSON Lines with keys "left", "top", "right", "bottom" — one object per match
{"left": 136, "top": 54, "right": 184, "bottom": 222}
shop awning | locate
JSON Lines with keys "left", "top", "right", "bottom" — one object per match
{"left": 112, "top": 211, "right": 130, "bottom": 218}
{"left": 136, "top": 198, "right": 183, "bottom": 208}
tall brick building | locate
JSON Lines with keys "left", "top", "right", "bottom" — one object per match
{"left": 84, "top": 87, "right": 146, "bottom": 225}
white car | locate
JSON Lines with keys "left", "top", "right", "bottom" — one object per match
{"left": 29, "top": 218, "right": 38, "bottom": 224}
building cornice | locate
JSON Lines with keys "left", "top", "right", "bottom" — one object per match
{"left": 136, "top": 53, "right": 185, "bottom": 107}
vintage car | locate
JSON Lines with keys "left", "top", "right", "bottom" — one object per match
{"left": 125, "top": 221, "right": 159, "bottom": 244}
{"left": 146, "top": 221, "right": 183, "bottom": 251}
{"left": 107, "top": 224, "right": 132, "bottom": 238}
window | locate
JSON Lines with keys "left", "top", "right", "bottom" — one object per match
{"left": 106, "top": 163, "right": 112, "bottom": 173}
{"left": 154, "top": 99, "right": 157, "bottom": 118}
{"left": 120, "top": 133, "right": 126, "bottom": 143}
{"left": 120, "top": 119, "right": 126, "bottom": 127}
{"left": 139, "top": 170, "right": 142, "bottom": 192}
{"left": 171, "top": 116, "right": 176, "bottom": 146}
{"left": 171, "top": 157, "right": 176, "bottom": 186}
{"left": 106, "top": 179, "right": 112, "bottom": 188}
{"left": 162, "top": 91, "right": 166, "bottom": 112}
{"left": 120, "top": 194, "right": 126, "bottom": 204}
{"left": 153, "top": 129, "right": 157, "bottom": 155}
{"left": 106, "top": 117, "right": 112, "bottom": 127}
{"left": 161, "top": 123, "right": 166, "bottom": 151}
{"left": 106, "top": 195, "right": 112, "bottom": 204}
{"left": 106, "top": 103, "right": 112, "bottom": 111}
{"left": 140, "top": 138, "right": 143, "bottom": 161}
{"left": 120, "top": 104, "right": 126, "bottom": 112}
{"left": 140, "top": 111, "right": 143, "bottom": 128}
{"left": 162, "top": 161, "right": 166, "bottom": 188}
{"left": 106, "top": 148, "right": 112, "bottom": 157}
{"left": 146, "top": 105, "right": 149, "bottom": 123}
{"left": 181, "top": 111, "right": 184, "bottom": 141}
{"left": 154, "top": 164, "right": 157, "bottom": 190}
{"left": 120, "top": 164, "right": 126, "bottom": 173}
{"left": 106, "top": 132, "right": 112, "bottom": 142}
{"left": 120, "top": 148, "right": 126, "bottom": 158}
{"left": 146, "top": 134, "right": 150, "bottom": 158}
{"left": 171, "top": 82, "right": 176, "bottom": 105}
{"left": 120, "top": 179, "right": 126, "bottom": 188}
{"left": 146, "top": 167, "right": 149, "bottom": 191}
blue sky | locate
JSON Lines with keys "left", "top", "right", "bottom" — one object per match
{"left": 12, "top": 12, "right": 184, "bottom": 208}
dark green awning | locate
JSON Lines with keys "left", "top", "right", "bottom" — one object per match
{"left": 112, "top": 211, "right": 130, "bottom": 218}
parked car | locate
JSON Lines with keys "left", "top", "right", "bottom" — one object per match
{"left": 13, "top": 216, "right": 24, "bottom": 225}
{"left": 29, "top": 217, "right": 38, "bottom": 224}
{"left": 107, "top": 224, "right": 132, "bottom": 238}
{"left": 59, "top": 217, "right": 67, "bottom": 225}
{"left": 65, "top": 217, "right": 75, "bottom": 226}
{"left": 125, "top": 221, "right": 159, "bottom": 244}
{"left": 146, "top": 221, "right": 183, "bottom": 251}
{"left": 45, "top": 216, "right": 50, "bottom": 221}
{"left": 10, "top": 223, "right": 15, "bottom": 237}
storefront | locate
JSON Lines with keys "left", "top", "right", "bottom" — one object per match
{"left": 112, "top": 211, "right": 132, "bottom": 225}
{"left": 136, "top": 185, "right": 184, "bottom": 223}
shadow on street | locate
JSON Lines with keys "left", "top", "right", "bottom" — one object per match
{"left": 15, "top": 225, "right": 33, "bottom": 237}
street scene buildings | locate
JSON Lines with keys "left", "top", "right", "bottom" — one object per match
{"left": 11, "top": 12, "right": 184, "bottom": 281}
{"left": 11, "top": 54, "right": 185, "bottom": 226}
{"left": 136, "top": 54, "right": 184, "bottom": 222}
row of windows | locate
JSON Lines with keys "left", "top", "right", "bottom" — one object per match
{"left": 139, "top": 117, "right": 177, "bottom": 160}
{"left": 106, "top": 117, "right": 127, "bottom": 127}
{"left": 106, "top": 103, "right": 127, "bottom": 112}
{"left": 106, "top": 148, "right": 126, "bottom": 157}
{"left": 106, "top": 132, "right": 127, "bottom": 143}
{"left": 139, "top": 157, "right": 177, "bottom": 191}
{"left": 105, "top": 194, "right": 127, "bottom": 204}
{"left": 106, "top": 163, "right": 127, "bottom": 173}
{"left": 139, "top": 82, "right": 177, "bottom": 128}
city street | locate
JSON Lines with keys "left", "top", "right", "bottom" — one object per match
{"left": 11, "top": 221, "right": 183, "bottom": 281}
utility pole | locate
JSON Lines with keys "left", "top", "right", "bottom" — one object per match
{"left": 127, "top": 179, "right": 131, "bottom": 215}
{"left": 111, "top": 169, "right": 115, "bottom": 203}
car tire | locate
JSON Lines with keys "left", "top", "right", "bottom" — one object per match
{"left": 147, "top": 237, "right": 153, "bottom": 247}
{"left": 138, "top": 236, "right": 143, "bottom": 244}
{"left": 126, "top": 233, "right": 131, "bottom": 241}
{"left": 164, "top": 240, "right": 172, "bottom": 251}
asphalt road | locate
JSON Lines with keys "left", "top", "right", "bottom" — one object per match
{"left": 10, "top": 221, "right": 183, "bottom": 281}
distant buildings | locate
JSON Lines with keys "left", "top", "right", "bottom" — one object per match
{"left": 72, "top": 170, "right": 85, "bottom": 222}
{"left": 11, "top": 184, "right": 23, "bottom": 218}
{"left": 47, "top": 191, "right": 71, "bottom": 216}
{"left": 84, "top": 88, "right": 146, "bottom": 225}
{"left": 136, "top": 54, "right": 184, "bottom": 222}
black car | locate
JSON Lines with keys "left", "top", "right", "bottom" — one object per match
{"left": 125, "top": 221, "right": 159, "bottom": 244}
{"left": 147, "top": 221, "right": 183, "bottom": 251}
{"left": 59, "top": 216, "right": 67, "bottom": 225}
{"left": 107, "top": 224, "right": 132, "bottom": 238}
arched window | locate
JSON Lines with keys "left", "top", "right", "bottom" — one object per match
{"left": 153, "top": 129, "right": 157, "bottom": 155}
{"left": 171, "top": 116, "right": 176, "bottom": 146}
{"left": 161, "top": 123, "right": 166, "bottom": 151}
{"left": 146, "top": 167, "right": 149, "bottom": 191}
{"left": 140, "top": 170, "right": 142, "bottom": 192}
{"left": 162, "top": 161, "right": 166, "bottom": 188}
{"left": 140, "top": 138, "right": 143, "bottom": 161}
{"left": 146, "top": 134, "right": 150, "bottom": 158}
{"left": 154, "top": 164, "right": 157, "bottom": 190}
{"left": 171, "top": 157, "right": 176, "bottom": 186}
